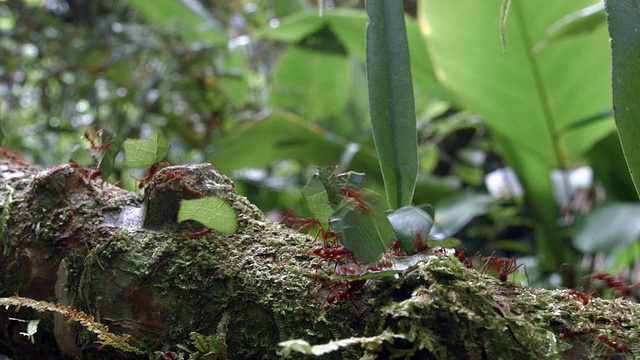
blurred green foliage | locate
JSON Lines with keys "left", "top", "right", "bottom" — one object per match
{"left": 2, "top": 0, "right": 640, "bottom": 287}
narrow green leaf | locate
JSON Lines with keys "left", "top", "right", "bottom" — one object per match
{"left": 366, "top": 0, "right": 418, "bottom": 209}
{"left": 178, "top": 197, "right": 237, "bottom": 235}
{"left": 605, "top": 0, "right": 640, "bottom": 198}
{"left": 547, "top": 2, "right": 605, "bottom": 39}
{"left": 123, "top": 133, "right": 170, "bottom": 168}
{"left": 500, "top": 0, "right": 512, "bottom": 54}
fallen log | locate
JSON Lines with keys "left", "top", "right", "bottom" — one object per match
{"left": 1, "top": 159, "right": 639, "bottom": 359}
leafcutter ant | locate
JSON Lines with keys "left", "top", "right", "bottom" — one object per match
{"left": 586, "top": 272, "right": 640, "bottom": 296}
{"left": 282, "top": 211, "right": 338, "bottom": 248}
{"left": 135, "top": 162, "right": 169, "bottom": 189}
{"left": 322, "top": 277, "right": 366, "bottom": 304}
{"left": 188, "top": 228, "right": 211, "bottom": 239}
{"left": 0, "top": 146, "right": 29, "bottom": 166}
{"left": 596, "top": 332, "right": 630, "bottom": 353}
{"left": 339, "top": 183, "right": 369, "bottom": 212}
{"left": 456, "top": 248, "right": 481, "bottom": 269}
{"left": 481, "top": 251, "right": 524, "bottom": 282}
{"left": 84, "top": 129, "right": 112, "bottom": 152}
{"left": 567, "top": 287, "right": 599, "bottom": 306}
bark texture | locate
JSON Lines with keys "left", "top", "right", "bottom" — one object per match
{"left": 0, "top": 159, "right": 639, "bottom": 359}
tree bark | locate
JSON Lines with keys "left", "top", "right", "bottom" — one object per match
{"left": 1, "top": 159, "right": 639, "bottom": 359}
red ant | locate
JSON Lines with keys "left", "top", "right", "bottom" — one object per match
{"left": 0, "top": 146, "right": 29, "bottom": 166}
{"left": 155, "top": 170, "right": 185, "bottom": 191}
{"left": 586, "top": 272, "right": 640, "bottom": 296}
{"left": 322, "top": 277, "right": 366, "bottom": 304}
{"left": 481, "top": 252, "right": 524, "bottom": 282}
{"left": 339, "top": 183, "right": 369, "bottom": 212}
{"left": 135, "top": 162, "right": 169, "bottom": 189}
{"left": 282, "top": 211, "right": 322, "bottom": 232}
{"left": 162, "top": 351, "right": 177, "bottom": 360}
{"left": 276, "top": 242, "right": 352, "bottom": 268}
{"left": 84, "top": 130, "right": 112, "bottom": 152}
{"left": 282, "top": 211, "right": 338, "bottom": 247}
{"left": 188, "top": 228, "right": 211, "bottom": 239}
{"left": 456, "top": 248, "right": 481, "bottom": 269}
{"left": 366, "top": 260, "right": 393, "bottom": 272}
{"left": 414, "top": 232, "right": 430, "bottom": 253}
{"left": 392, "top": 238, "right": 402, "bottom": 252}
{"left": 567, "top": 287, "right": 599, "bottom": 306}
{"left": 72, "top": 165, "right": 101, "bottom": 187}
{"left": 596, "top": 333, "right": 630, "bottom": 353}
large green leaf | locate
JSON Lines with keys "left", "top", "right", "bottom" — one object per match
{"left": 419, "top": 0, "right": 613, "bottom": 269}
{"left": 257, "top": 9, "right": 454, "bottom": 104}
{"left": 366, "top": 0, "right": 418, "bottom": 209}
{"left": 270, "top": 47, "right": 351, "bottom": 121}
{"left": 210, "top": 111, "right": 381, "bottom": 179}
{"left": 124, "top": 0, "right": 226, "bottom": 46}
{"left": 605, "top": 0, "right": 640, "bottom": 199}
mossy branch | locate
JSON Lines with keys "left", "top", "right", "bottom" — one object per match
{"left": 0, "top": 295, "right": 143, "bottom": 354}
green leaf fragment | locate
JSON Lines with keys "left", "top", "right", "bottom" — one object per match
{"left": 70, "top": 146, "right": 95, "bottom": 167}
{"left": 330, "top": 191, "right": 395, "bottom": 263}
{"left": 336, "top": 170, "right": 366, "bottom": 189}
{"left": 178, "top": 197, "right": 237, "bottom": 235}
{"left": 98, "top": 133, "right": 122, "bottom": 180}
{"left": 301, "top": 175, "right": 334, "bottom": 227}
{"left": 387, "top": 205, "right": 434, "bottom": 251}
{"left": 123, "top": 133, "right": 170, "bottom": 168}
{"left": 315, "top": 166, "right": 340, "bottom": 203}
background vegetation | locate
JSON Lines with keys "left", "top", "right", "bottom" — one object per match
{"left": 2, "top": 0, "right": 639, "bottom": 291}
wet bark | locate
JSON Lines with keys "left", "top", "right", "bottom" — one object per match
{"left": 1, "top": 159, "right": 639, "bottom": 360}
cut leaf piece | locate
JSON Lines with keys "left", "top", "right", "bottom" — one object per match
{"left": 387, "top": 205, "right": 434, "bottom": 251}
{"left": 178, "top": 197, "right": 237, "bottom": 235}
{"left": 301, "top": 175, "right": 334, "bottom": 226}
{"left": 330, "top": 193, "right": 395, "bottom": 263}
{"left": 123, "top": 133, "right": 170, "bottom": 168}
